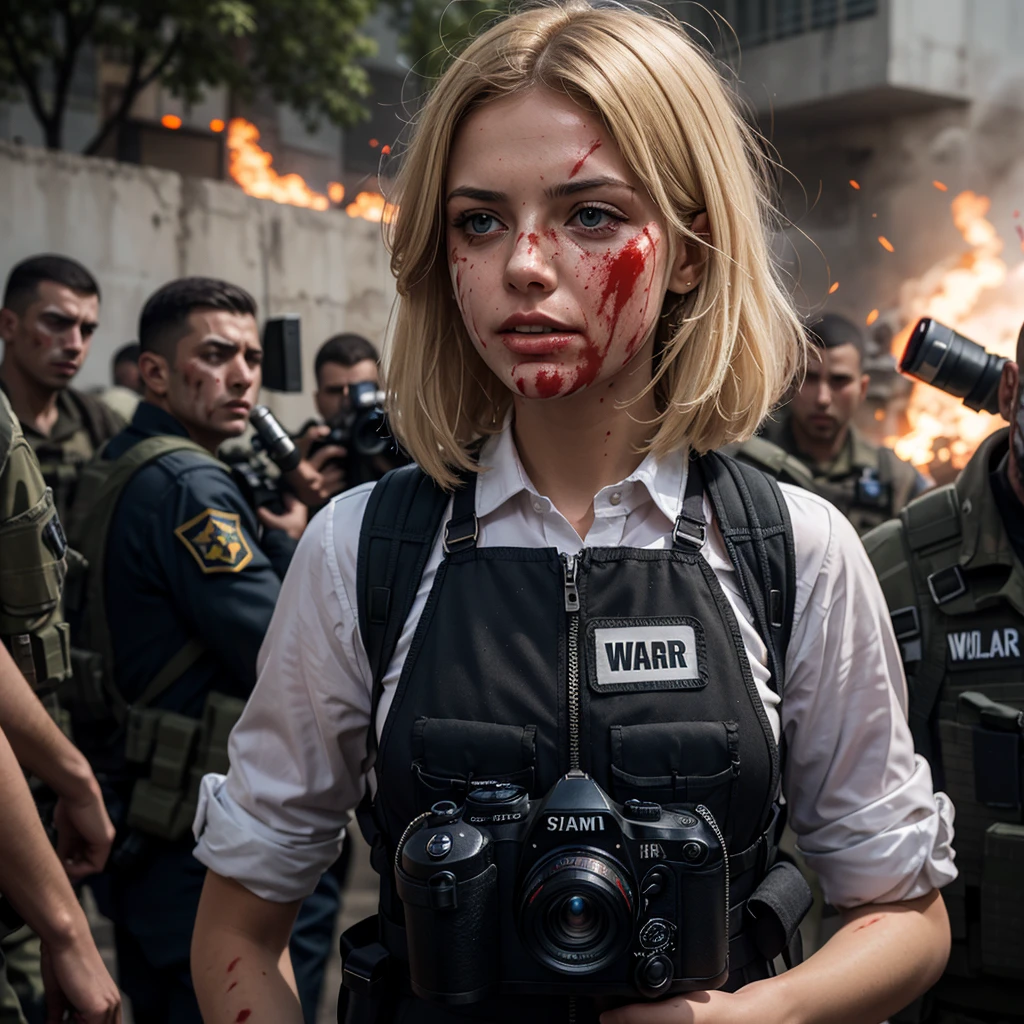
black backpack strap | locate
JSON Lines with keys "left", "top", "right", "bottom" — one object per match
{"left": 356, "top": 464, "right": 452, "bottom": 776}
{"left": 698, "top": 450, "right": 797, "bottom": 695}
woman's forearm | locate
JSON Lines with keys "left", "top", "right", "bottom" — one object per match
{"left": 768, "top": 889, "right": 950, "bottom": 1024}
{"left": 192, "top": 869, "right": 304, "bottom": 1024}
{"left": 601, "top": 889, "right": 949, "bottom": 1024}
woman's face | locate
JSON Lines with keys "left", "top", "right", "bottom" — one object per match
{"left": 445, "top": 88, "right": 678, "bottom": 401}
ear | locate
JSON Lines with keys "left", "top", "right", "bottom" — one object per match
{"left": 667, "top": 212, "right": 710, "bottom": 295}
{"left": 139, "top": 350, "right": 170, "bottom": 399}
{"left": 998, "top": 359, "right": 1019, "bottom": 422}
{"left": 859, "top": 372, "right": 871, "bottom": 402}
{"left": 0, "top": 307, "right": 19, "bottom": 344}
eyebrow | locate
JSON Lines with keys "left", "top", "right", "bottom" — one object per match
{"left": 446, "top": 176, "right": 636, "bottom": 204}
{"left": 201, "top": 337, "right": 262, "bottom": 357}
{"left": 40, "top": 307, "right": 99, "bottom": 331}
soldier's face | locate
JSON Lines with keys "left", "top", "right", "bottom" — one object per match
{"left": 790, "top": 344, "right": 869, "bottom": 444}
{"left": 166, "top": 310, "right": 262, "bottom": 445}
{"left": 0, "top": 281, "right": 99, "bottom": 391}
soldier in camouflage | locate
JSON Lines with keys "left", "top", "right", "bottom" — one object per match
{"left": 0, "top": 255, "right": 123, "bottom": 525}
{"left": 762, "top": 313, "right": 929, "bottom": 534}
{"left": 862, "top": 326, "right": 1024, "bottom": 1023}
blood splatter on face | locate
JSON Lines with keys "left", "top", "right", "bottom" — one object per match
{"left": 445, "top": 87, "right": 670, "bottom": 403}
{"left": 569, "top": 139, "right": 602, "bottom": 179}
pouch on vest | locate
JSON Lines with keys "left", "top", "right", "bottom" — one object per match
{"left": 126, "top": 692, "right": 245, "bottom": 842}
{"left": 608, "top": 721, "right": 740, "bottom": 842}
{"left": 980, "top": 823, "right": 1024, "bottom": 980}
{"left": 0, "top": 488, "right": 66, "bottom": 621}
{"left": 412, "top": 717, "right": 537, "bottom": 809}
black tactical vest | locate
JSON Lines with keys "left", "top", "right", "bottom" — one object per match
{"left": 863, "top": 430, "right": 1024, "bottom": 1019}
{"left": 355, "top": 454, "right": 797, "bottom": 1024}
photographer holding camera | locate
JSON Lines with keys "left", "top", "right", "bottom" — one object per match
{"left": 192, "top": 7, "right": 953, "bottom": 1024}
{"left": 863, "top": 320, "right": 1024, "bottom": 1024}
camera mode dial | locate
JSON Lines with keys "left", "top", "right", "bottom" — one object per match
{"left": 623, "top": 799, "right": 662, "bottom": 822}
{"left": 465, "top": 783, "right": 530, "bottom": 825}
{"left": 639, "top": 918, "right": 674, "bottom": 951}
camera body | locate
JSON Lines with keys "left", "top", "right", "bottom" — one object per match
{"left": 396, "top": 771, "right": 729, "bottom": 1006}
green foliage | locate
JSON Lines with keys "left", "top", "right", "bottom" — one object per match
{"left": 386, "top": 0, "right": 508, "bottom": 83}
{"left": 0, "top": 0, "right": 379, "bottom": 151}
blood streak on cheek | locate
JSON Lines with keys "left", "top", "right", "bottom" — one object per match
{"left": 567, "top": 229, "right": 652, "bottom": 394}
{"left": 235, "top": 1012, "right": 251, "bottom": 1023}
{"left": 227, "top": 957, "right": 241, "bottom": 973}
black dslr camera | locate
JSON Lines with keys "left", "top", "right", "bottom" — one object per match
{"left": 308, "top": 381, "right": 403, "bottom": 488}
{"left": 396, "top": 771, "right": 729, "bottom": 1005}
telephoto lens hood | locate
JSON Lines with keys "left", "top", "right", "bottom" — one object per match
{"left": 899, "top": 317, "right": 1007, "bottom": 415}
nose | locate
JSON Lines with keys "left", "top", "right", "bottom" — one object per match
{"left": 228, "top": 353, "right": 257, "bottom": 393}
{"left": 504, "top": 231, "right": 557, "bottom": 294}
{"left": 815, "top": 378, "right": 832, "bottom": 407}
{"left": 61, "top": 326, "right": 85, "bottom": 354}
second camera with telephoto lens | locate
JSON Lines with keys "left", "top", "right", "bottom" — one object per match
{"left": 900, "top": 317, "right": 1008, "bottom": 414}
{"left": 395, "top": 770, "right": 729, "bottom": 1005}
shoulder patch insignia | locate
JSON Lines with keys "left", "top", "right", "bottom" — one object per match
{"left": 175, "top": 509, "right": 253, "bottom": 574}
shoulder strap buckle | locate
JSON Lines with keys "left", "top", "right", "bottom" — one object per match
{"left": 672, "top": 514, "right": 706, "bottom": 549}
{"left": 442, "top": 514, "right": 478, "bottom": 554}
{"left": 927, "top": 565, "right": 967, "bottom": 606}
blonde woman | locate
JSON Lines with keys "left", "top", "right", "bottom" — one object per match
{"left": 191, "top": 4, "right": 955, "bottom": 1023}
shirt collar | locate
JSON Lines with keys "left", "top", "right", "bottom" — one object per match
{"left": 129, "top": 401, "right": 192, "bottom": 440}
{"left": 475, "top": 421, "right": 687, "bottom": 525}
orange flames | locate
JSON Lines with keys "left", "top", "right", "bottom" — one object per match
{"left": 885, "top": 190, "right": 1022, "bottom": 473}
{"left": 226, "top": 118, "right": 392, "bottom": 223}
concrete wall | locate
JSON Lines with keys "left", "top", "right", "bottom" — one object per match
{"left": 0, "top": 141, "right": 397, "bottom": 429}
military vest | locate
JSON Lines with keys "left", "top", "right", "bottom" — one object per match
{"left": 762, "top": 416, "right": 921, "bottom": 535}
{"left": 0, "top": 389, "right": 70, "bottom": 698}
{"left": 723, "top": 436, "right": 815, "bottom": 491}
{"left": 352, "top": 454, "right": 805, "bottom": 1023}
{"left": 65, "top": 436, "right": 245, "bottom": 844}
{"left": 863, "top": 428, "right": 1024, "bottom": 1017}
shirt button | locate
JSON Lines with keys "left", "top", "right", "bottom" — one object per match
{"left": 533, "top": 501, "right": 545, "bottom": 513}
{"left": 609, "top": 492, "right": 622, "bottom": 506}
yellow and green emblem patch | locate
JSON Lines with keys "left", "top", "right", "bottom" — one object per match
{"left": 174, "top": 508, "right": 253, "bottom": 574}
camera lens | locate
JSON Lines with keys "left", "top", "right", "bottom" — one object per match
{"left": 518, "top": 851, "right": 634, "bottom": 975}
{"left": 900, "top": 317, "right": 1007, "bottom": 415}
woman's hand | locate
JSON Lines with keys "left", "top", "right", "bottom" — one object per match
{"left": 257, "top": 493, "right": 309, "bottom": 541}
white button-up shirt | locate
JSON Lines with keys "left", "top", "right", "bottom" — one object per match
{"left": 193, "top": 427, "right": 956, "bottom": 909}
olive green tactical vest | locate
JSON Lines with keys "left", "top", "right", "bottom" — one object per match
{"left": 763, "top": 415, "right": 921, "bottom": 535}
{"left": 66, "top": 436, "right": 246, "bottom": 842}
{"left": 0, "top": 389, "right": 71, "bottom": 695}
{"left": 863, "top": 428, "right": 1024, "bottom": 1014}
{"left": 722, "top": 435, "right": 816, "bottom": 491}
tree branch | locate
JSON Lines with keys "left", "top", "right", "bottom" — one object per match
{"left": 82, "top": 30, "right": 182, "bottom": 156}
{"left": 0, "top": 17, "right": 53, "bottom": 141}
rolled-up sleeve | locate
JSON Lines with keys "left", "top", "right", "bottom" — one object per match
{"left": 193, "top": 487, "right": 374, "bottom": 902}
{"left": 780, "top": 487, "right": 957, "bottom": 908}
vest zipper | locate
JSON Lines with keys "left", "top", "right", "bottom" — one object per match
{"left": 562, "top": 553, "right": 581, "bottom": 772}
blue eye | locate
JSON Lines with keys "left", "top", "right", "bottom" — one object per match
{"left": 577, "top": 207, "right": 607, "bottom": 229}
{"left": 466, "top": 213, "right": 498, "bottom": 235}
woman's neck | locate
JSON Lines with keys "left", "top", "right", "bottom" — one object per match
{"left": 512, "top": 352, "right": 658, "bottom": 540}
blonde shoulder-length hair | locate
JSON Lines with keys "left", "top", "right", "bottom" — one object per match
{"left": 384, "top": 1, "right": 806, "bottom": 489}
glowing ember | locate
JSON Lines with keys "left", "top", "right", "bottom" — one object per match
{"left": 850, "top": 180, "right": 861, "bottom": 190}
{"left": 345, "top": 191, "right": 397, "bottom": 224}
{"left": 866, "top": 309, "right": 880, "bottom": 326}
{"left": 328, "top": 182, "right": 346, "bottom": 204}
{"left": 227, "top": 119, "right": 329, "bottom": 211}
{"left": 886, "top": 190, "right": 1021, "bottom": 472}
{"left": 162, "top": 114, "right": 182, "bottom": 130}
{"left": 933, "top": 180, "right": 948, "bottom": 192}
{"left": 210, "top": 119, "right": 225, "bottom": 133}
{"left": 829, "top": 281, "right": 840, "bottom": 294}
{"left": 878, "top": 236, "right": 895, "bottom": 253}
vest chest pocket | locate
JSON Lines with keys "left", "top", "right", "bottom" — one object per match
{"left": 609, "top": 722, "right": 739, "bottom": 841}
{"left": 411, "top": 717, "right": 537, "bottom": 811}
